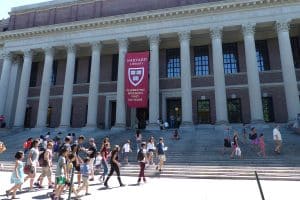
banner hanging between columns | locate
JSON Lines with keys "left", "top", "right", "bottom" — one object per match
{"left": 125, "top": 51, "right": 149, "bottom": 108}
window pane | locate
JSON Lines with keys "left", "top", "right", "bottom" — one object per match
{"left": 194, "top": 46, "right": 209, "bottom": 76}
{"left": 223, "top": 43, "right": 239, "bottom": 74}
{"left": 256, "top": 40, "right": 270, "bottom": 71}
{"left": 166, "top": 48, "right": 181, "bottom": 78}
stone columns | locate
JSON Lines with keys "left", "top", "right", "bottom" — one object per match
{"left": 276, "top": 20, "right": 300, "bottom": 121}
{"left": 146, "top": 34, "right": 160, "bottom": 130}
{"left": 210, "top": 27, "right": 228, "bottom": 124}
{"left": 59, "top": 44, "right": 77, "bottom": 128}
{"left": 179, "top": 31, "right": 193, "bottom": 127}
{"left": 0, "top": 52, "right": 13, "bottom": 116}
{"left": 36, "top": 47, "right": 54, "bottom": 128}
{"left": 242, "top": 23, "right": 264, "bottom": 123}
{"left": 85, "top": 42, "right": 102, "bottom": 129}
{"left": 113, "top": 38, "right": 128, "bottom": 130}
{"left": 14, "top": 50, "right": 33, "bottom": 128}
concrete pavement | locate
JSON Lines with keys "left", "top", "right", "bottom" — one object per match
{"left": 0, "top": 171, "right": 297, "bottom": 200}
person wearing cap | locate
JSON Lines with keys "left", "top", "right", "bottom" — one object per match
{"left": 104, "top": 145, "right": 125, "bottom": 188}
{"left": 137, "top": 142, "right": 147, "bottom": 184}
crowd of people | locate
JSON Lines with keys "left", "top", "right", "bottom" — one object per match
{"left": 223, "top": 125, "right": 283, "bottom": 159}
{"left": 4, "top": 130, "right": 168, "bottom": 200}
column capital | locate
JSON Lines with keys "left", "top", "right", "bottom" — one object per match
{"left": 65, "top": 44, "right": 77, "bottom": 54}
{"left": 1, "top": 51, "right": 12, "bottom": 60}
{"left": 23, "top": 50, "right": 33, "bottom": 58}
{"left": 276, "top": 19, "right": 290, "bottom": 33}
{"left": 117, "top": 38, "right": 128, "bottom": 49}
{"left": 148, "top": 34, "right": 160, "bottom": 46}
{"left": 210, "top": 26, "right": 223, "bottom": 39}
{"left": 242, "top": 23, "right": 256, "bottom": 37}
{"left": 90, "top": 41, "right": 102, "bottom": 52}
{"left": 12, "top": 55, "right": 22, "bottom": 65}
{"left": 178, "top": 31, "right": 191, "bottom": 43}
{"left": 43, "top": 46, "right": 54, "bottom": 56}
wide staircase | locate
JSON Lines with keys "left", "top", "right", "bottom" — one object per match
{"left": 0, "top": 126, "right": 300, "bottom": 181}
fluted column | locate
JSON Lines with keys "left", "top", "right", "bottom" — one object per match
{"left": 210, "top": 27, "right": 228, "bottom": 124}
{"left": 36, "top": 47, "right": 54, "bottom": 128}
{"left": 179, "top": 31, "right": 193, "bottom": 127}
{"left": 14, "top": 50, "right": 33, "bottom": 128}
{"left": 113, "top": 38, "right": 128, "bottom": 129}
{"left": 146, "top": 34, "right": 160, "bottom": 130}
{"left": 0, "top": 52, "right": 13, "bottom": 116}
{"left": 60, "top": 44, "right": 77, "bottom": 128}
{"left": 242, "top": 23, "right": 264, "bottom": 123}
{"left": 276, "top": 20, "right": 300, "bottom": 121}
{"left": 86, "top": 42, "right": 102, "bottom": 129}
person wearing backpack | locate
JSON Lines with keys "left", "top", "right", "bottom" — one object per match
{"left": 38, "top": 141, "right": 54, "bottom": 189}
{"left": 137, "top": 142, "right": 147, "bottom": 184}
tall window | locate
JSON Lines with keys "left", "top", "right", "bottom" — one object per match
{"left": 166, "top": 48, "right": 181, "bottom": 78}
{"left": 256, "top": 40, "right": 270, "bottom": 71}
{"left": 111, "top": 54, "right": 118, "bottom": 81}
{"left": 262, "top": 97, "right": 274, "bottom": 122}
{"left": 194, "top": 46, "right": 209, "bottom": 76}
{"left": 227, "top": 98, "right": 242, "bottom": 123}
{"left": 85, "top": 105, "right": 88, "bottom": 125}
{"left": 291, "top": 37, "right": 300, "bottom": 68}
{"left": 87, "top": 56, "right": 92, "bottom": 83}
{"left": 70, "top": 105, "right": 74, "bottom": 126}
{"left": 223, "top": 43, "right": 239, "bottom": 74}
{"left": 73, "top": 58, "right": 79, "bottom": 84}
{"left": 29, "top": 62, "right": 39, "bottom": 87}
{"left": 197, "top": 100, "right": 211, "bottom": 124}
{"left": 51, "top": 60, "right": 58, "bottom": 86}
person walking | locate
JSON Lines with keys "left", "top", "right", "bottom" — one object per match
{"left": 38, "top": 141, "right": 54, "bottom": 189}
{"left": 99, "top": 142, "right": 109, "bottom": 183}
{"left": 6, "top": 151, "right": 25, "bottom": 199}
{"left": 25, "top": 139, "right": 40, "bottom": 191}
{"left": 104, "top": 145, "right": 125, "bottom": 188}
{"left": 273, "top": 125, "right": 282, "bottom": 154}
{"left": 84, "top": 138, "right": 97, "bottom": 181}
{"left": 156, "top": 137, "right": 167, "bottom": 172}
{"left": 76, "top": 157, "right": 91, "bottom": 196}
{"left": 122, "top": 140, "right": 132, "bottom": 164}
{"left": 137, "top": 142, "right": 147, "bottom": 184}
{"left": 257, "top": 133, "right": 266, "bottom": 157}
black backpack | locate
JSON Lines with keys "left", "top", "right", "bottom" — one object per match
{"left": 137, "top": 149, "right": 144, "bottom": 161}
{"left": 38, "top": 151, "right": 47, "bottom": 167}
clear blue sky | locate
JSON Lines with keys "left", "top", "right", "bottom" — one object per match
{"left": 0, "top": 0, "right": 50, "bottom": 19}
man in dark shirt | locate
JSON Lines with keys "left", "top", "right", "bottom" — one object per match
{"left": 104, "top": 145, "right": 125, "bottom": 188}
{"left": 85, "top": 138, "right": 97, "bottom": 181}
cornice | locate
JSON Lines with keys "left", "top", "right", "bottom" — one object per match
{"left": 0, "top": 0, "right": 299, "bottom": 42}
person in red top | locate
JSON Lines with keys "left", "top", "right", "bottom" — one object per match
{"left": 99, "top": 142, "right": 109, "bottom": 182}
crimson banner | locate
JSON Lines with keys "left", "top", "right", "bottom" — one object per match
{"left": 125, "top": 51, "right": 149, "bottom": 108}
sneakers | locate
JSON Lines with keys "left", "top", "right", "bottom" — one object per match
{"left": 89, "top": 178, "right": 94, "bottom": 181}
{"left": 85, "top": 192, "right": 91, "bottom": 196}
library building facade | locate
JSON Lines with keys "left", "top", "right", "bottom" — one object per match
{"left": 0, "top": 0, "right": 300, "bottom": 130}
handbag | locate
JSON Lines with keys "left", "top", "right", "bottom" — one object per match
{"left": 24, "top": 164, "right": 35, "bottom": 174}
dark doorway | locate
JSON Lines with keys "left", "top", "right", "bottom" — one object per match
{"left": 110, "top": 101, "right": 116, "bottom": 128}
{"left": 262, "top": 97, "right": 274, "bottom": 122}
{"left": 166, "top": 98, "right": 181, "bottom": 128}
{"left": 46, "top": 107, "right": 52, "bottom": 127}
{"left": 24, "top": 107, "right": 32, "bottom": 128}
{"left": 136, "top": 108, "right": 149, "bottom": 129}
{"left": 227, "top": 98, "right": 242, "bottom": 123}
{"left": 197, "top": 99, "right": 211, "bottom": 124}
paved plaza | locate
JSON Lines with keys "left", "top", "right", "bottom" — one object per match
{"left": 0, "top": 171, "right": 298, "bottom": 200}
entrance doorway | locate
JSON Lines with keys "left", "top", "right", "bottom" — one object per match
{"left": 136, "top": 108, "right": 148, "bottom": 129}
{"left": 24, "top": 107, "right": 32, "bottom": 128}
{"left": 166, "top": 98, "right": 181, "bottom": 128}
{"left": 109, "top": 101, "right": 116, "bottom": 128}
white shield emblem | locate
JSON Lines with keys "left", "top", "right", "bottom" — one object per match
{"left": 128, "top": 67, "right": 144, "bottom": 87}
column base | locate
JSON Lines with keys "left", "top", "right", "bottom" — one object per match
{"left": 58, "top": 125, "right": 70, "bottom": 133}
{"left": 12, "top": 126, "right": 24, "bottom": 133}
{"left": 111, "top": 123, "right": 126, "bottom": 131}
{"left": 31, "top": 127, "right": 47, "bottom": 133}
{"left": 146, "top": 123, "right": 161, "bottom": 131}
{"left": 179, "top": 121, "right": 195, "bottom": 131}
{"left": 214, "top": 121, "right": 229, "bottom": 131}
{"left": 82, "top": 125, "right": 98, "bottom": 132}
